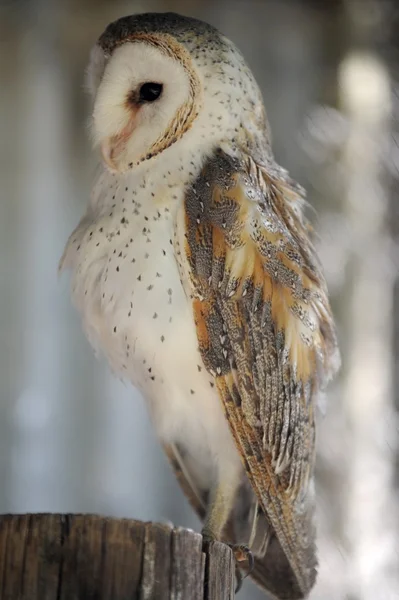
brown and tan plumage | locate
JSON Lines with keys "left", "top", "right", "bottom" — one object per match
{"left": 61, "top": 12, "right": 339, "bottom": 599}
{"left": 176, "top": 149, "right": 338, "bottom": 597}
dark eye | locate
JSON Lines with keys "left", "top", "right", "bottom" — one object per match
{"left": 139, "top": 82, "right": 163, "bottom": 103}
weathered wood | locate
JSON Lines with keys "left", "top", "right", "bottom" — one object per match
{"left": 204, "top": 541, "right": 235, "bottom": 600}
{"left": 0, "top": 514, "right": 234, "bottom": 600}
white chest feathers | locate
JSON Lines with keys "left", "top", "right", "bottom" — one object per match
{"left": 61, "top": 167, "right": 241, "bottom": 484}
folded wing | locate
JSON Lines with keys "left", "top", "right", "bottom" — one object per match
{"left": 175, "top": 148, "right": 339, "bottom": 597}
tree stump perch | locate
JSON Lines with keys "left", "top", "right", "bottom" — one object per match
{"left": 0, "top": 514, "right": 235, "bottom": 599}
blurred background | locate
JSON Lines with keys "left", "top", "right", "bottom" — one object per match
{"left": 1, "top": 0, "right": 398, "bottom": 598}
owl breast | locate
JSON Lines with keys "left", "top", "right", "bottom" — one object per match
{"left": 65, "top": 169, "right": 241, "bottom": 488}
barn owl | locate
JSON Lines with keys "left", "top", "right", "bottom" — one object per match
{"left": 60, "top": 12, "right": 339, "bottom": 599}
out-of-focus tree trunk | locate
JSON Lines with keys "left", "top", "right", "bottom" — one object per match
{"left": 339, "top": 3, "right": 398, "bottom": 599}
{"left": 302, "top": 2, "right": 399, "bottom": 598}
{"left": 385, "top": 0, "right": 399, "bottom": 490}
{"left": 309, "top": 2, "right": 399, "bottom": 598}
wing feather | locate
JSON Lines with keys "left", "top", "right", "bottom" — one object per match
{"left": 178, "top": 148, "right": 339, "bottom": 596}
{"left": 163, "top": 443, "right": 207, "bottom": 519}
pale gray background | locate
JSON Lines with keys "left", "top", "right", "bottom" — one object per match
{"left": 1, "top": 0, "right": 399, "bottom": 598}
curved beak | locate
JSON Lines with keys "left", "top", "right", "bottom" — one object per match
{"left": 100, "top": 138, "right": 118, "bottom": 173}
{"left": 100, "top": 115, "right": 137, "bottom": 173}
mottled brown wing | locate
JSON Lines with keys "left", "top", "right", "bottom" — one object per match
{"left": 179, "top": 148, "right": 339, "bottom": 597}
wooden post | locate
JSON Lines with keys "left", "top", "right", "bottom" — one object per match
{"left": 0, "top": 514, "right": 235, "bottom": 600}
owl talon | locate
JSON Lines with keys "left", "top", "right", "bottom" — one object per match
{"left": 201, "top": 532, "right": 254, "bottom": 590}
{"left": 231, "top": 544, "right": 254, "bottom": 569}
{"left": 235, "top": 569, "right": 244, "bottom": 594}
{"left": 229, "top": 544, "right": 254, "bottom": 592}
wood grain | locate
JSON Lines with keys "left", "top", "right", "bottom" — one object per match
{"left": 0, "top": 514, "right": 234, "bottom": 600}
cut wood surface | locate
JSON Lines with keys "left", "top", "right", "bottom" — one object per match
{"left": 0, "top": 514, "right": 235, "bottom": 600}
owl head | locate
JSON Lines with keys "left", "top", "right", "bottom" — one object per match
{"left": 87, "top": 12, "right": 269, "bottom": 174}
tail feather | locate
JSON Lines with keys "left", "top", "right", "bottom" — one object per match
{"left": 250, "top": 534, "right": 315, "bottom": 600}
{"left": 164, "top": 442, "right": 317, "bottom": 599}
{"left": 228, "top": 481, "right": 316, "bottom": 599}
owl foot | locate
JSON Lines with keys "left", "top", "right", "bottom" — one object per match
{"left": 201, "top": 532, "right": 254, "bottom": 593}
{"left": 228, "top": 544, "right": 254, "bottom": 593}
{"left": 201, "top": 528, "right": 216, "bottom": 545}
